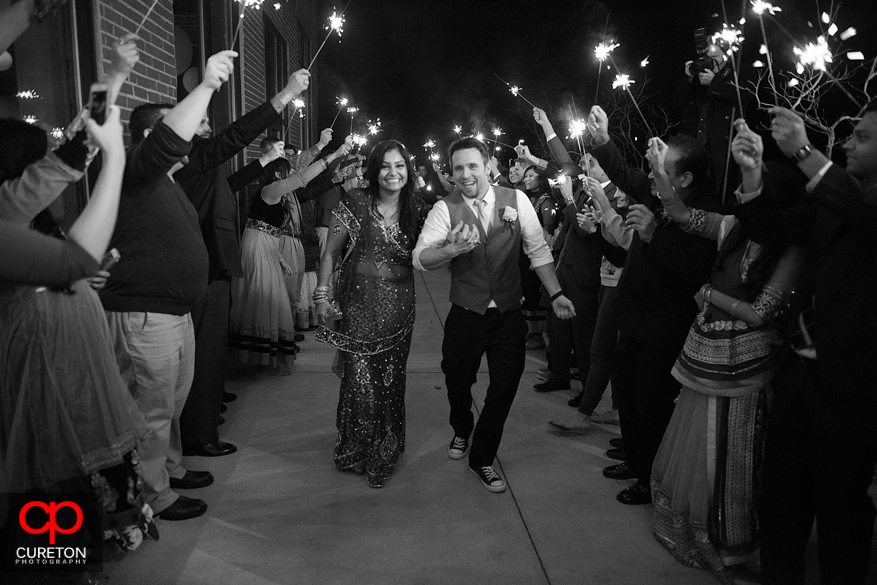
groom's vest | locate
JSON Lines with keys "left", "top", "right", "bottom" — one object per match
{"left": 445, "top": 186, "right": 522, "bottom": 315}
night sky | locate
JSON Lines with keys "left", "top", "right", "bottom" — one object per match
{"left": 314, "top": 0, "right": 877, "bottom": 165}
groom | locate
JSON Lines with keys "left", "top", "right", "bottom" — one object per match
{"left": 413, "top": 137, "right": 575, "bottom": 492}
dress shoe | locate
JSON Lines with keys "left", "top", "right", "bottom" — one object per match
{"left": 609, "top": 437, "right": 624, "bottom": 448}
{"left": 294, "top": 333, "right": 304, "bottom": 342}
{"left": 606, "top": 447, "right": 626, "bottom": 461}
{"left": 603, "top": 462, "right": 637, "bottom": 480}
{"left": 568, "top": 392, "right": 583, "bottom": 407}
{"left": 534, "top": 378, "right": 571, "bottom": 392}
{"left": 169, "top": 470, "right": 214, "bottom": 489}
{"left": 548, "top": 415, "right": 591, "bottom": 435}
{"left": 616, "top": 482, "right": 652, "bottom": 505}
{"left": 156, "top": 495, "right": 208, "bottom": 521}
{"left": 525, "top": 335, "right": 546, "bottom": 350}
{"left": 220, "top": 403, "right": 227, "bottom": 414}
{"left": 218, "top": 416, "right": 225, "bottom": 425}
{"left": 183, "top": 440, "right": 238, "bottom": 457}
{"left": 222, "top": 392, "right": 237, "bottom": 403}
{"left": 591, "top": 408, "right": 620, "bottom": 425}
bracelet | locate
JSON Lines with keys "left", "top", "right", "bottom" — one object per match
{"left": 701, "top": 285, "right": 713, "bottom": 306}
{"left": 730, "top": 299, "right": 742, "bottom": 319}
{"left": 549, "top": 290, "right": 565, "bottom": 302}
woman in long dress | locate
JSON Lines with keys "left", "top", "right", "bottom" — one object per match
{"left": 0, "top": 111, "right": 157, "bottom": 571}
{"left": 648, "top": 125, "right": 803, "bottom": 582}
{"left": 315, "top": 140, "right": 428, "bottom": 488}
{"left": 229, "top": 145, "right": 349, "bottom": 374}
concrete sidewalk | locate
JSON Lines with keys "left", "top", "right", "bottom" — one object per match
{"left": 106, "top": 268, "right": 875, "bottom": 585}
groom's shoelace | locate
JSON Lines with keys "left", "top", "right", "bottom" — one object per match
{"left": 451, "top": 437, "right": 467, "bottom": 451}
{"left": 479, "top": 467, "right": 501, "bottom": 483}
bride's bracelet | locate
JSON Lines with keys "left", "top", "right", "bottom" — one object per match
{"left": 312, "top": 285, "right": 332, "bottom": 305}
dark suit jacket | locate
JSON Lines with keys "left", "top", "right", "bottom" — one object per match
{"left": 735, "top": 165, "right": 877, "bottom": 402}
{"left": 556, "top": 184, "right": 613, "bottom": 289}
{"left": 176, "top": 101, "right": 280, "bottom": 282}
{"left": 591, "top": 138, "right": 722, "bottom": 346}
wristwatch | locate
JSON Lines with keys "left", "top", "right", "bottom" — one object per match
{"left": 792, "top": 144, "right": 813, "bottom": 163}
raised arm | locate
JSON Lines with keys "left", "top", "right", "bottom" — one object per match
{"left": 65, "top": 105, "right": 126, "bottom": 262}
{"left": 533, "top": 107, "right": 573, "bottom": 167}
{"left": 587, "top": 106, "right": 652, "bottom": 201}
{"left": 260, "top": 141, "right": 351, "bottom": 203}
{"left": 162, "top": 50, "right": 236, "bottom": 143}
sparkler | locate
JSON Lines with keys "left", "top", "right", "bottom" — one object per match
{"left": 491, "top": 127, "right": 503, "bottom": 151}
{"left": 347, "top": 106, "right": 358, "bottom": 135}
{"left": 307, "top": 5, "right": 349, "bottom": 71}
{"left": 134, "top": 0, "right": 161, "bottom": 37}
{"left": 593, "top": 15, "right": 613, "bottom": 104}
{"left": 231, "top": 1, "right": 265, "bottom": 49}
{"left": 368, "top": 119, "right": 382, "bottom": 136}
{"left": 794, "top": 35, "right": 863, "bottom": 109}
{"left": 751, "top": 1, "right": 780, "bottom": 103}
{"left": 329, "top": 97, "right": 349, "bottom": 128}
{"left": 285, "top": 98, "right": 306, "bottom": 142}
{"left": 453, "top": 125, "right": 462, "bottom": 135}
{"left": 50, "top": 128, "right": 64, "bottom": 140}
{"left": 712, "top": 26, "right": 746, "bottom": 117}
{"left": 493, "top": 74, "right": 538, "bottom": 108}
{"left": 23, "top": 115, "right": 37, "bottom": 124}
{"left": 16, "top": 90, "right": 40, "bottom": 99}
{"left": 611, "top": 74, "right": 651, "bottom": 132}
{"left": 423, "top": 139, "right": 436, "bottom": 150}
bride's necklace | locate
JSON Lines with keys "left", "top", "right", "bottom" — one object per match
{"left": 376, "top": 199, "right": 399, "bottom": 221}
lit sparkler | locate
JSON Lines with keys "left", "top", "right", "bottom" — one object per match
{"left": 794, "top": 35, "right": 862, "bottom": 109}
{"left": 494, "top": 74, "right": 538, "bottom": 108}
{"left": 453, "top": 125, "right": 462, "bottom": 135}
{"left": 329, "top": 97, "right": 349, "bottom": 128}
{"left": 23, "top": 115, "right": 37, "bottom": 124}
{"left": 640, "top": 56, "right": 650, "bottom": 68}
{"left": 711, "top": 25, "right": 747, "bottom": 116}
{"left": 368, "top": 119, "right": 382, "bottom": 135}
{"left": 611, "top": 74, "right": 651, "bottom": 132}
{"left": 347, "top": 106, "right": 358, "bottom": 134}
{"left": 231, "top": 1, "right": 266, "bottom": 48}
{"left": 423, "top": 139, "right": 436, "bottom": 150}
{"left": 307, "top": 8, "right": 347, "bottom": 71}
{"left": 751, "top": 0, "right": 781, "bottom": 16}
{"left": 594, "top": 41, "right": 620, "bottom": 63}
{"left": 50, "top": 127, "right": 64, "bottom": 140}
{"left": 430, "top": 153, "right": 440, "bottom": 163}
{"left": 16, "top": 90, "right": 40, "bottom": 99}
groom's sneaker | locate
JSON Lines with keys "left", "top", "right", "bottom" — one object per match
{"left": 469, "top": 465, "right": 506, "bottom": 493}
{"left": 448, "top": 436, "right": 469, "bottom": 460}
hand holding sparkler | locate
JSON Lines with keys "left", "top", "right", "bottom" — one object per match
{"left": 646, "top": 137, "right": 669, "bottom": 175}
{"left": 106, "top": 34, "right": 140, "bottom": 106}
{"left": 768, "top": 107, "right": 810, "bottom": 158}
{"left": 583, "top": 176, "right": 611, "bottom": 215}
{"left": 202, "top": 50, "right": 237, "bottom": 91}
{"left": 282, "top": 69, "right": 311, "bottom": 100}
{"left": 730, "top": 120, "right": 764, "bottom": 172}
{"left": 317, "top": 128, "right": 333, "bottom": 149}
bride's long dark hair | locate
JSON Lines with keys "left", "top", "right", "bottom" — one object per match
{"left": 362, "top": 140, "right": 423, "bottom": 242}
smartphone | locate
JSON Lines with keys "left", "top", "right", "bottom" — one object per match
{"left": 99, "top": 248, "right": 121, "bottom": 272}
{"left": 88, "top": 83, "right": 108, "bottom": 125}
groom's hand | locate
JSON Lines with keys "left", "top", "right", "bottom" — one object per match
{"left": 551, "top": 295, "right": 576, "bottom": 319}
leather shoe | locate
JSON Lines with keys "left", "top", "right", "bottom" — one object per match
{"left": 169, "top": 470, "right": 214, "bottom": 489}
{"left": 568, "top": 392, "right": 583, "bottom": 407}
{"left": 603, "top": 462, "right": 637, "bottom": 480}
{"left": 220, "top": 403, "right": 227, "bottom": 414}
{"left": 606, "top": 447, "right": 626, "bottom": 461}
{"left": 609, "top": 437, "right": 624, "bottom": 448}
{"left": 534, "top": 378, "right": 571, "bottom": 392}
{"left": 183, "top": 441, "right": 237, "bottom": 457}
{"left": 222, "top": 392, "right": 237, "bottom": 403}
{"left": 616, "top": 482, "right": 652, "bottom": 505}
{"left": 156, "top": 495, "right": 208, "bottom": 521}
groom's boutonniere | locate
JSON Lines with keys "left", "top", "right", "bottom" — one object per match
{"left": 500, "top": 206, "right": 517, "bottom": 229}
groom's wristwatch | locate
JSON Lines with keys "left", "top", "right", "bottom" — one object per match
{"left": 549, "top": 290, "right": 565, "bottom": 302}
{"left": 792, "top": 144, "right": 813, "bottom": 163}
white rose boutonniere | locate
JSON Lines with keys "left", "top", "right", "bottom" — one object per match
{"left": 501, "top": 206, "right": 518, "bottom": 229}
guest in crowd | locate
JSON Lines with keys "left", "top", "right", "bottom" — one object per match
{"left": 98, "top": 49, "right": 238, "bottom": 522}
{"left": 649, "top": 128, "right": 803, "bottom": 581}
{"left": 228, "top": 141, "right": 349, "bottom": 374}
{"left": 585, "top": 105, "right": 722, "bottom": 505}
{"left": 315, "top": 140, "right": 429, "bottom": 489}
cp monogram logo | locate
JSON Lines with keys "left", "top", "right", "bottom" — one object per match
{"left": 19, "top": 502, "right": 83, "bottom": 544}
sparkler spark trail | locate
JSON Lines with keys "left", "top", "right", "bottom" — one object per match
{"left": 794, "top": 36, "right": 863, "bottom": 109}
{"left": 135, "top": 0, "right": 161, "bottom": 36}
{"left": 612, "top": 74, "right": 633, "bottom": 90}
{"left": 307, "top": 3, "right": 350, "bottom": 71}
{"left": 494, "top": 74, "right": 538, "bottom": 108}
{"left": 231, "top": 1, "right": 266, "bottom": 49}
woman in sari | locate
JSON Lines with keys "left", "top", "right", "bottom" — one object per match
{"left": 647, "top": 125, "right": 803, "bottom": 582}
{"left": 315, "top": 140, "right": 428, "bottom": 488}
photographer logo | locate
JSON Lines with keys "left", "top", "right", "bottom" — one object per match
{"left": 14, "top": 501, "right": 86, "bottom": 566}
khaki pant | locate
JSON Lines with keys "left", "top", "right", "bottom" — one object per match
{"left": 105, "top": 311, "right": 195, "bottom": 514}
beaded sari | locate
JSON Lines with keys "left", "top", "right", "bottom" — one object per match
{"left": 316, "top": 191, "right": 427, "bottom": 487}
{"left": 651, "top": 216, "right": 802, "bottom": 583}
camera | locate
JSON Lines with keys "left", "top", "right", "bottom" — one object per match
{"left": 689, "top": 27, "right": 714, "bottom": 76}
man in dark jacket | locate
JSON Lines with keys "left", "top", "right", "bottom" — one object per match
{"left": 734, "top": 105, "right": 877, "bottom": 585}
{"left": 175, "top": 69, "right": 311, "bottom": 458}
{"left": 585, "top": 105, "right": 722, "bottom": 505}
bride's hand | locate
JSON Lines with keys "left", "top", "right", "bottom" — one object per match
{"left": 316, "top": 301, "right": 335, "bottom": 325}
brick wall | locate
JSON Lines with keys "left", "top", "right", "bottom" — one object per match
{"left": 96, "top": 0, "right": 177, "bottom": 124}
